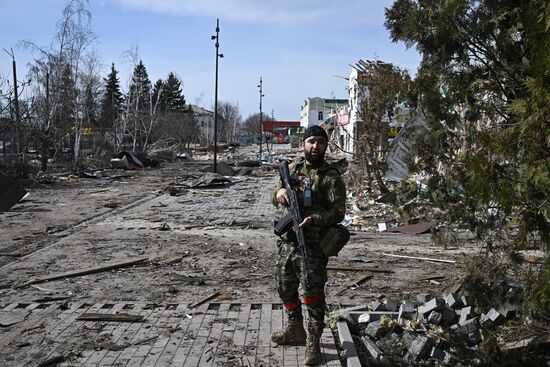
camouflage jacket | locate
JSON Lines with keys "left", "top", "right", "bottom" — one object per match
{"left": 271, "top": 158, "right": 346, "bottom": 244}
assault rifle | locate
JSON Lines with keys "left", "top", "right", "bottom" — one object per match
{"left": 274, "top": 161, "right": 310, "bottom": 287}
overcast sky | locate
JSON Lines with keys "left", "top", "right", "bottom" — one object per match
{"left": 0, "top": 0, "right": 421, "bottom": 120}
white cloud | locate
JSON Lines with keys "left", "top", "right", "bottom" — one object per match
{"left": 111, "top": 0, "right": 389, "bottom": 25}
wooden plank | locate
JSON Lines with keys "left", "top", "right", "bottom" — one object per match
{"left": 255, "top": 303, "right": 272, "bottom": 365}
{"left": 96, "top": 303, "right": 152, "bottom": 366}
{"left": 327, "top": 265, "right": 393, "bottom": 273}
{"left": 211, "top": 303, "right": 240, "bottom": 366}
{"left": 76, "top": 312, "right": 144, "bottom": 322}
{"left": 79, "top": 302, "right": 128, "bottom": 367}
{"left": 232, "top": 303, "right": 252, "bottom": 347}
{"left": 38, "top": 303, "right": 103, "bottom": 365}
{"left": 188, "top": 290, "right": 221, "bottom": 308}
{"left": 140, "top": 304, "right": 190, "bottom": 367}
{"left": 123, "top": 304, "right": 168, "bottom": 367}
{"left": 197, "top": 302, "right": 231, "bottom": 366}
{"left": 20, "top": 257, "right": 149, "bottom": 287}
{"left": 181, "top": 303, "right": 221, "bottom": 366}
{"left": 336, "top": 272, "right": 374, "bottom": 295}
{"left": 269, "top": 304, "right": 284, "bottom": 367}
{"left": 380, "top": 252, "right": 456, "bottom": 264}
{"left": 243, "top": 304, "right": 261, "bottom": 366}
{"left": 154, "top": 303, "right": 208, "bottom": 366}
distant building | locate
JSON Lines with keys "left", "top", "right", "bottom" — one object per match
{"left": 299, "top": 97, "right": 348, "bottom": 128}
{"left": 262, "top": 120, "right": 300, "bottom": 143}
{"left": 188, "top": 104, "right": 214, "bottom": 145}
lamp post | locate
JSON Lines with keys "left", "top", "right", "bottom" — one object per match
{"left": 258, "top": 77, "right": 264, "bottom": 161}
{"left": 211, "top": 18, "right": 223, "bottom": 173}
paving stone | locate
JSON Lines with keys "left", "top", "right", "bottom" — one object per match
{"left": 370, "top": 300, "right": 386, "bottom": 312}
{"left": 486, "top": 308, "right": 506, "bottom": 326}
{"left": 398, "top": 302, "right": 416, "bottom": 325}
{"left": 384, "top": 298, "right": 400, "bottom": 312}
{"left": 441, "top": 305, "right": 457, "bottom": 325}
{"left": 459, "top": 306, "right": 474, "bottom": 324}
{"left": 403, "top": 335, "right": 431, "bottom": 363}
{"left": 499, "top": 303, "right": 519, "bottom": 320}
{"left": 443, "top": 293, "right": 463, "bottom": 309}
{"left": 427, "top": 311, "right": 442, "bottom": 325}
{"left": 364, "top": 320, "right": 387, "bottom": 339}
{"left": 453, "top": 317, "right": 479, "bottom": 335}
{"left": 361, "top": 336, "right": 384, "bottom": 360}
{"left": 430, "top": 346, "right": 457, "bottom": 364}
{"left": 417, "top": 298, "right": 444, "bottom": 319}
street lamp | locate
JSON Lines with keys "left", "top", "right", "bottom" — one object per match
{"left": 258, "top": 77, "right": 264, "bottom": 161}
{"left": 211, "top": 18, "right": 223, "bottom": 173}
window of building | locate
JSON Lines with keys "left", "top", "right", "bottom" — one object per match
{"left": 318, "top": 111, "right": 323, "bottom": 121}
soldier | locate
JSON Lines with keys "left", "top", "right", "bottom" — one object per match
{"left": 270, "top": 125, "right": 348, "bottom": 365}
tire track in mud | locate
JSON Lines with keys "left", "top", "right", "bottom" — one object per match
{"left": 0, "top": 191, "right": 164, "bottom": 270}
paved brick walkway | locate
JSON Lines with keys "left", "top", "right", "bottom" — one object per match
{"left": 0, "top": 301, "right": 342, "bottom": 367}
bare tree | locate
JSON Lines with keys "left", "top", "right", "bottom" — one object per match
{"left": 215, "top": 101, "right": 241, "bottom": 143}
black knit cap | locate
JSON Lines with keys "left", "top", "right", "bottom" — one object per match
{"left": 302, "top": 125, "right": 328, "bottom": 141}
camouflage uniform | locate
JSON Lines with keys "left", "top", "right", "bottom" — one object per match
{"left": 271, "top": 157, "right": 346, "bottom": 329}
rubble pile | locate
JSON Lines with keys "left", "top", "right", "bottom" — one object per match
{"left": 332, "top": 281, "right": 545, "bottom": 366}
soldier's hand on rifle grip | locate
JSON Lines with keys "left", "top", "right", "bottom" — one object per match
{"left": 299, "top": 216, "right": 312, "bottom": 228}
{"left": 276, "top": 188, "right": 290, "bottom": 206}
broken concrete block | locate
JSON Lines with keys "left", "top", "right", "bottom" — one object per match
{"left": 427, "top": 311, "right": 443, "bottom": 325}
{"left": 357, "top": 311, "right": 398, "bottom": 324}
{"left": 361, "top": 336, "right": 384, "bottom": 360}
{"left": 499, "top": 303, "right": 519, "bottom": 320}
{"left": 370, "top": 300, "right": 386, "bottom": 312}
{"left": 417, "top": 298, "right": 444, "bottom": 319}
{"left": 459, "top": 306, "right": 474, "bottom": 324}
{"left": 443, "top": 293, "right": 463, "bottom": 309}
{"left": 398, "top": 302, "right": 416, "bottom": 325}
{"left": 430, "top": 347, "right": 457, "bottom": 364}
{"left": 403, "top": 335, "right": 431, "bottom": 363}
{"left": 416, "top": 293, "right": 432, "bottom": 304}
{"left": 479, "top": 313, "right": 492, "bottom": 328}
{"left": 456, "top": 317, "right": 479, "bottom": 335}
{"left": 364, "top": 320, "right": 387, "bottom": 339}
{"left": 486, "top": 308, "right": 506, "bottom": 326}
{"left": 441, "top": 305, "right": 457, "bottom": 325}
{"left": 384, "top": 298, "right": 400, "bottom": 312}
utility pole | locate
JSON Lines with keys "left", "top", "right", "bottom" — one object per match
{"left": 258, "top": 77, "right": 264, "bottom": 160}
{"left": 211, "top": 18, "right": 223, "bottom": 174}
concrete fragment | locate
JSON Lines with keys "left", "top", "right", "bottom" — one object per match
{"left": 460, "top": 295, "right": 471, "bottom": 307}
{"left": 443, "top": 293, "right": 463, "bottom": 309}
{"left": 361, "top": 336, "right": 384, "bottom": 360}
{"left": 467, "top": 330, "right": 482, "bottom": 346}
{"left": 454, "top": 317, "right": 479, "bottom": 335}
{"left": 398, "top": 301, "right": 416, "bottom": 325}
{"left": 403, "top": 335, "right": 431, "bottom": 363}
{"left": 416, "top": 293, "right": 432, "bottom": 303}
{"left": 486, "top": 308, "right": 506, "bottom": 326}
{"left": 441, "top": 305, "right": 457, "bottom": 325}
{"left": 384, "top": 298, "right": 400, "bottom": 312}
{"left": 459, "top": 306, "right": 474, "bottom": 324}
{"left": 499, "top": 303, "right": 519, "bottom": 320}
{"left": 365, "top": 320, "right": 387, "bottom": 339}
{"left": 479, "top": 313, "right": 492, "bottom": 328}
{"left": 357, "top": 311, "right": 398, "bottom": 324}
{"left": 336, "top": 320, "right": 362, "bottom": 367}
{"left": 427, "top": 311, "right": 442, "bottom": 325}
{"left": 417, "top": 298, "right": 444, "bottom": 319}
{"left": 430, "top": 347, "right": 457, "bottom": 364}
{"left": 370, "top": 300, "right": 386, "bottom": 311}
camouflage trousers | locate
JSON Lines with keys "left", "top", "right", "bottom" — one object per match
{"left": 275, "top": 239, "right": 328, "bottom": 328}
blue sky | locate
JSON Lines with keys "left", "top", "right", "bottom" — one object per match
{"left": 0, "top": 0, "right": 421, "bottom": 121}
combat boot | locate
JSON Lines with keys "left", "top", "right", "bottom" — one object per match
{"left": 304, "top": 325, "right": 323, "bottom": 365}
{"left": 270, "top": 317, "right": 306, "bottom": 345}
